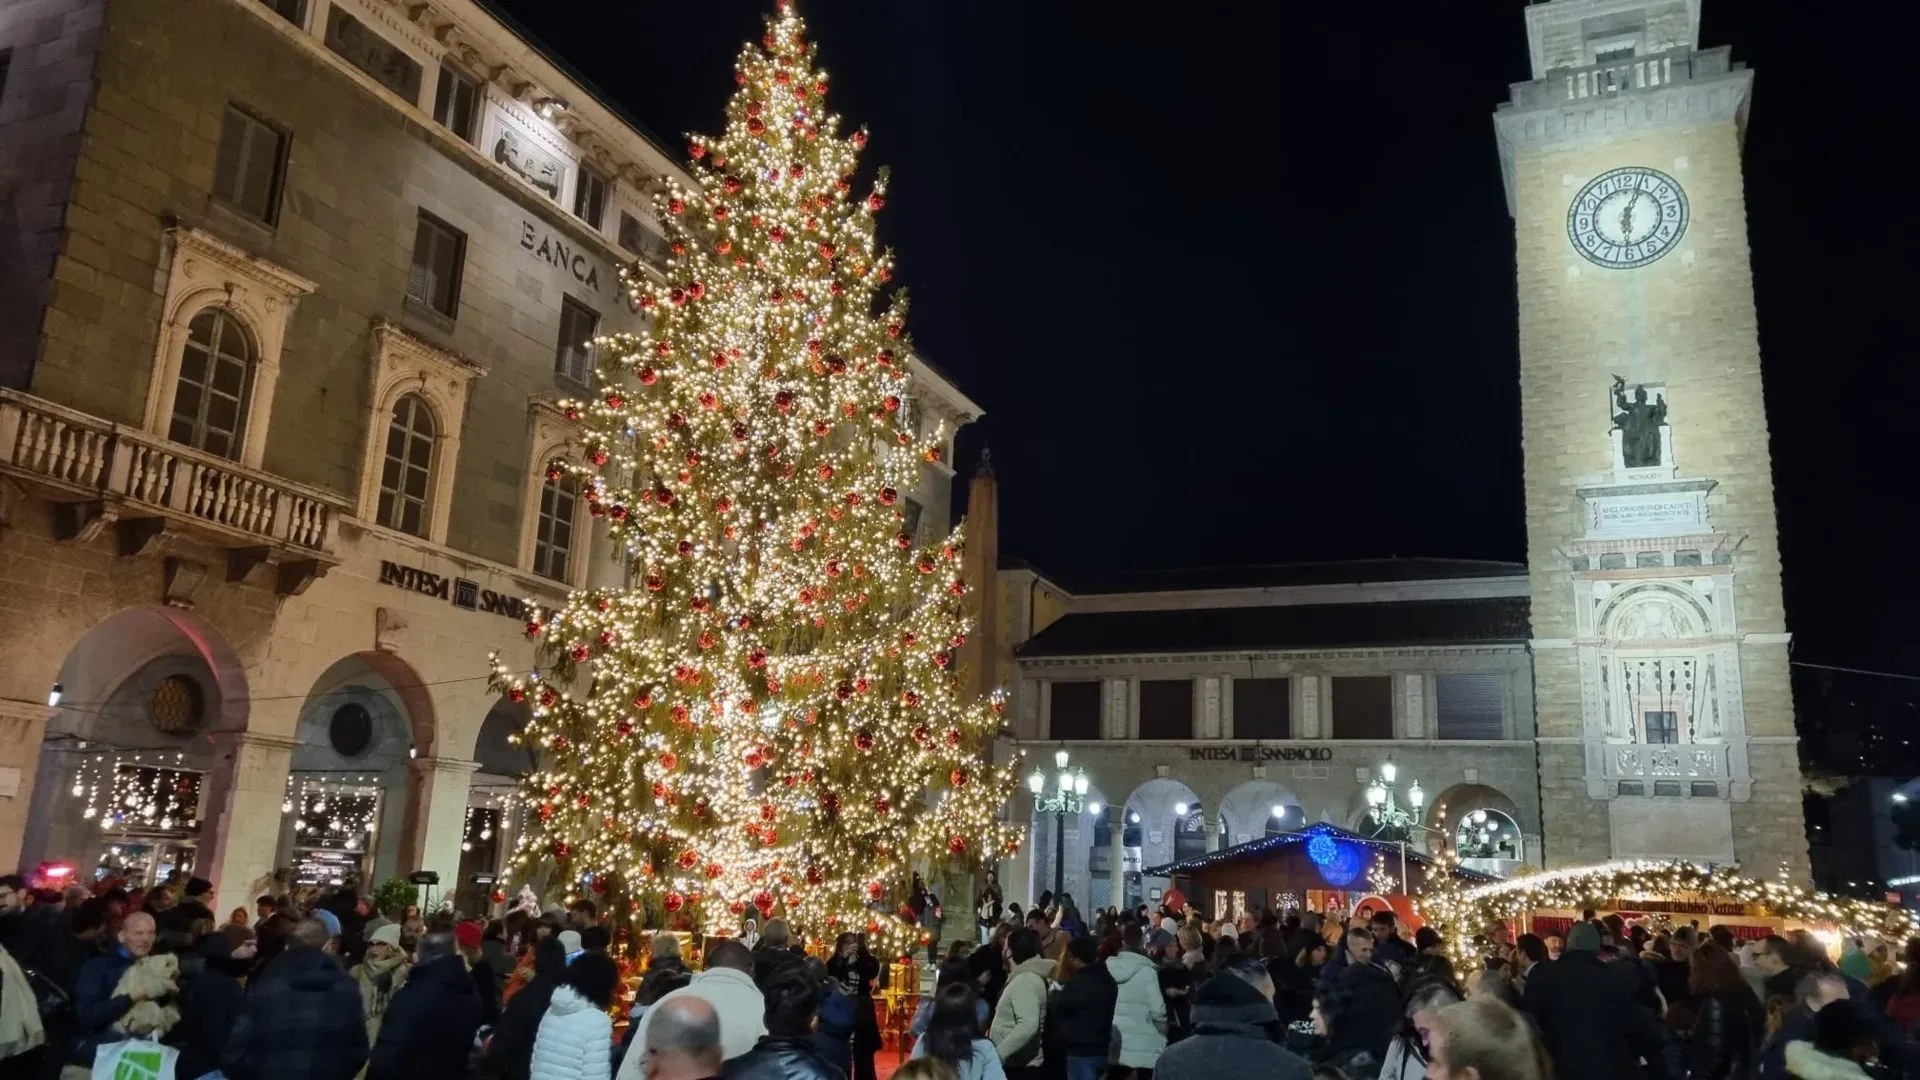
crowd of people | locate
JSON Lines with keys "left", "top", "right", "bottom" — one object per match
{"left": 11, "top": 872, "right": 1920, "bottom": 1080}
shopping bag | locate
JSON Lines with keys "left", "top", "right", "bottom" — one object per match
{"left": 91, "top": 1036, "right": 179, "bottom": 1080}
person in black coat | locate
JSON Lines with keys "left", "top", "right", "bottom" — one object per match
{"left": 1523, "top": 922, "right": 1680, "bottom": 1080}
{"left": 1686, "top": 943, "right": 1764, "bottom": 1080}
{"left": 486, "top": 937, "right": 568, "bottom": 1080}
{"left": 171, "top": 925, "right": 255, "bottom": 1080}
{"left": 1321, "top": 929, "right": 1402, "bottom": 1071}
{"left": 722, "top": 968, "right": 843, "bottom": 1080}
{"left": 223, "top": 918, "right": 369, "bottom": 1080}
{"left": 1049, "top": 936, "right": 1118, "bottom": 1079}
{"left": 368, "top": 928, "right": 481, "bottom": 1080}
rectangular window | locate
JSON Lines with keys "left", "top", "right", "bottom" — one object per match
{"left": 901, "top": 497, "right": 924, "bottom": 543}
{"left": 1644, "top": 710, "right": 1679, "bottom": 744}
{"left": 573, "top": 167, "right": 609, "bottom": 230}
{"left": 212, "top": 106, "right": 288, "bottom": 225}
{"left": 1331, "top": 676, "right": 1393, "bottom": 740}
{"left": 326, "top": 7, "right": 422, "bottom": 103}
{"left": 1232, "top": 677, "right": 1290, "bottom": 740}
{"left": 618, "top": 211, "right": 663, "bottom": 258}
{"left": 433, "top": 65, "right": 481, "bottom": 142}
{"left": 532, "top": 477, "right": 577, "bottom": 582}
{"left": 554, "top": 297, "right": 600, "bottom": 388}
{"left": 260, "top": 0, "right": 306, "bottom": 26}
{"left": 408, "top": 212, "right": 465, "bottom": 318}
{"left": 1138, "top": 679, "right": 1193, "bottom": 740}
{"left": 1048, "top": 681, "right": 1100, "bottom": 741}
{"left": 1594, "top": 45, "right": 1636, "bottom": 63}
{"left": 1436, "top": 674, "right": 1505, "bottom": 740}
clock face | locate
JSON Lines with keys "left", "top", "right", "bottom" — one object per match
{"left": 1567, "top": 167, "right": 1689, "bottom": 269}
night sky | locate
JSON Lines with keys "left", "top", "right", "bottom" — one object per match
{"left": 490, "top": 0, "right": 1917, "bottom": 671}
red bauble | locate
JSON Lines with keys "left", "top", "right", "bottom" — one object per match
{"left": 948, "top": 836, "right": 967, "bottom": 855}
{"left": 951, "top": 768, "right": 969, "bottom": 786}
{"left": 729, "top": 900, "right": 746, "bottom": 915}
{"left": 747, "top": 117, "right": 766, "bottom": 135}
{"left": 507, "top": 687, "right": 527, "bottom": 703}
{"left": 933, "top": 651, "right": 951, "bottom": 668}
{"left": 895, "top": 532, "right": 913, "bottom": 549}
{"left": 668, "top": 198, "right": 685, "bottom": 214}
{"left": 818, "top": 243, "right": 835, "bottom": 260}
{"left": 853, "top": 729, "right": 874, "bottom": 752}
{"left": 690, "top": 142, "right": 707, "bottom": 158}
{"left": 571, "top": 644, "right": 591, "bottom": 661}
{"left": 659, "top": 751, "right": 678, "bottom": 770}
{"left": 836, "top": 683, "right": 856, "bottom": 703}
{"left": 755, "top": 891, "right": 775, "bottom": 913}
{"left": 806, "top": 865, "right": 824, "bottom": 885}
{"left": 945, "top": 727, "right": 962, "bottom": 747}
{"left": 911, "top": 724, "right": 930, "bottom": 744}
{"left": 663, "top": 891, "right": 685, "bottom": 912}
{"left": 902, "top": 690, "right": 921, "bottom": 708}
{"left": 524, "top": 620, "right": 543, "bottom": 638}
{"left": 873, "top": 798, "right": 891, "bottom": 816}
{"left": 866, "top": 881, "right": 885, "bottom": 901}
{"left": 868, "top": 194, "right": 886, "bottom": 211}
{"left": 552, "top": 840, "right": 570, "bottom": 859}
{"left": 916, "top": 557, "right": 935, "bottom": 574}
{"left": 817, "top": 464, "right": 834, "bottom": 480}
{"left": 724, "top": 175, "right": 743, "bottom": 194}
{"left": 705, "top": 862, "right": 724, "bottom": 879}
{"left": 852, "top": 131, "right": 868, "bottom": 147}
{"left": 491, "top": 889, "right": 507, "bottom": 904}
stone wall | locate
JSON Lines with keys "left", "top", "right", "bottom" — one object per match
{"left": 0, "top": 0, "right": 105, "bottom": 387}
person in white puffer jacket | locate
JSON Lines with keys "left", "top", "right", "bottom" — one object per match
{"left": 530, "top": 951, "right": 619, "bottom": 1080}
{"left": 1106, "top": 926, "right": 1168, "bottom": 1076}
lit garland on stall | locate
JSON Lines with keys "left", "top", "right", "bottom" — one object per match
{"left": 1419, "top": 858, "right": 1920, "bottom": 965}
{"left": 486, "top": 0, "right": 1018, "bottom": 954}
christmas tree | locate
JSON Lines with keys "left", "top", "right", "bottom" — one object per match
{"left": 489, "top": 0, "right": 1018, "bottom": 953}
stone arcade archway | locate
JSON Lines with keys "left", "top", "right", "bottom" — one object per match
{"left": 460, "top": 697, "right": 533, "bottom": 912}
{"left": 1125, "top": 778, "right": 1204, "bottom": 908}
{"left": 1217, "top": 779, "right": 1306, "bottom": 848}
{"left": 1427, "top": 783, "right": 1533, "bottom": 878}
{"left": 21, "top": 606, "right": 250, "bottom": 889}
{"left": 279, "top": 652, "right": 438, "bottom": 892}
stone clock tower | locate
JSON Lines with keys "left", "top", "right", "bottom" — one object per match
{"left": 1497, "top": 0, "right": 1810, "bottom": 878}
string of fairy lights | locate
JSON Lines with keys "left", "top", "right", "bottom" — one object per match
{"left": 485, "top": 0, "right": 1017, "bottom": 953}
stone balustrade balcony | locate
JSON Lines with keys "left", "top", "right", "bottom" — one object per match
{"left": 0, "top": 389, "right": 348, "bottom": 594}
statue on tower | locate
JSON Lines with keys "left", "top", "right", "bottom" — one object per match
{"left": 1611, "top": 375, "right": 1668, "bottom": 468}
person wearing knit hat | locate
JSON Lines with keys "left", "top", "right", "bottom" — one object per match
{"left": 352, "top": 919, "right": 412, "bottom": 1042}
{"left": 454, "top": 920, "right": 501, "bottom": 1025}
{"left": 1565, "top": 921, "right": 1602, "bottom": 953}
{"left": 312, "top": 907, "right": 342, "bottom": 940}
{"left": 1523, "top": 917, "right": 1680, "bottom": 1080}
{"left": 454, "top": 921, "right": 484, "bottom": 951}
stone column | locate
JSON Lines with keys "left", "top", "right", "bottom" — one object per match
{"left": 0, "top": 697, "right": 50, "bottom": 873}
{"left": 1107, "top": 804, "right": 1124, "bottom": 912}
{"left": 196, "top": 731, "right": 299, "bottom": 901}
{"left": 402, "top": 756, "right": 479, "bottom": 905}
{"left": 1205, "top": 815, "right": 1222, "bottom": 853}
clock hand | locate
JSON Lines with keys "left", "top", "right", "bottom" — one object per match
{"left": 1618, "top": 192, "right": 1639, "bottom": 242}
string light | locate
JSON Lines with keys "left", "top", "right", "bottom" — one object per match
{"left": 1419, "top": 858, "right": 1920, "bottom": 964}
{"left": 486, "top": 0, "right": 1017, "bottom": 955}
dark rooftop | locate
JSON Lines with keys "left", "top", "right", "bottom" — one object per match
{"left": 1016, "top": 596, "right": 1531, "bottom": 658}
{"left": 1006, "top": 557, "right": 1527, "bottom": 596}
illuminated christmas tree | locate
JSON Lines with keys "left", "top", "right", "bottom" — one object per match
{"left": 489, "top": 0, "right": 1018, "bottom": 952}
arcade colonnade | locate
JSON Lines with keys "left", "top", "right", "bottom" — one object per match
{"left": 1012, "top": 752, "right": 1541, "bottom": 914}
{"left": 0, "top": 530, "right": 556, "bottom": 909}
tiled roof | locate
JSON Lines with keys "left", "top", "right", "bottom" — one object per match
{"left": 1016, "top": 597, "right": 1531, "bottom": 658}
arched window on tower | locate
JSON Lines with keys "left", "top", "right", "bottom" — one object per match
{"left": 168, "top": 309, "right": 255, "bottom": 458}
{"left": 377, "top": 394, "right": 437, "bottom": 536}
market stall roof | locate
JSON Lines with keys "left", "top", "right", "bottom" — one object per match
{"left": 1144, "top": 822, "right": 1499, "bottom": 883}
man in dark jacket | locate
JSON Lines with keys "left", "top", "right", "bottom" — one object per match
{"left": 751, "top": 920, "right": 808, "bottom": 990}
{"left": 1322, "top": 928, "right": 1401, "bottom": 1069}
{"left": 1049, "top": 936, "right": 1117, "bottom": 1076}
{"left": 70, "top": 910, "right": 154, "bottom": 1066}
{"left": 1157, "top": 960, "right": 1311, "bottom": 1080}
{"left": 1525, "top": 921, "right": 1680, "bottom": 1080}
{"left": 369, "top": 929, "right": 481, "bottom": 1080}
{"left": 486, "top": 937, "right": 568, "bottom": 1080}
{"left": 172, "top": 925, "right": 255, "bottom": 1080}
{"left": 1758, "top": 971, "right": 1846, "bottom": 1080}
{"left": 224, "top": 917, "right": 368, "bottom": 1080}
{"left": 722, "top": 969, "right": 842, "bottom": 1080}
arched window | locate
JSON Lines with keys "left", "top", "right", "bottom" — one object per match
{"left": 168, "top": 310, "right": 255, "bottom": 458}
{"left": 532, "top": 475, "right": 578, "bottom": 581}
{"left": 377, "top": 394, "right": 437, "bottom": 536}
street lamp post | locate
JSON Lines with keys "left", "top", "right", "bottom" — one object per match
{"left": 1363, "top": 759, "right": 1426, "bottom": 892}
{"left": 1027, "top": 747, "right": 1089, "bottom": 901}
